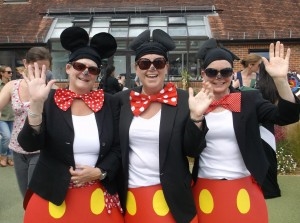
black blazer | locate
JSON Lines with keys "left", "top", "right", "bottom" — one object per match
{"left": 114, "top": 86, "right": 207, "bottom": 223}
{"left": 17, "top": 90, "right": 121, "bottom": 206}
{"left": 191, "top": 87, "right": 300, "bottom": 185}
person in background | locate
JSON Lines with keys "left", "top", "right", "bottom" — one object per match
{"left": 16, "top": 66, "right": 26, "bottom": 79}
{"left": 232, "top": 52, "right": 282, "bottom": 199}
{"left": 115, "top": 29, "right": 214, "bottom": 223}
{"left": 0, "top": 47, "right": 52, "bottom": 197}
{"left": 192, "top": 39, "right": 299, "bottom": 223}
{"left": 118, "top": 73, "right": 128, "bottom": 90}
{"left": 232, "top": 53, "right": 262, "bottom": 90}
{"left": 0, "top": 65, "right": 14, "bottom": 167}
{"left": 134, "top": 75, "right": 141, "bottom": 87}
{"left": 100, "top": 65, "right": 123, "bottom": 94}
{"left": 17, "top": 26, "right": 123, "bottom": 223}
{"left": 255, "top": 62, "right": 282, "bottom": 199}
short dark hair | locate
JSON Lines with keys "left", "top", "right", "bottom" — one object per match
{"left": 105, "top": 65, "right": 115, "bottom": 76}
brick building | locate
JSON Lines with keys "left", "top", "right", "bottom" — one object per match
{"left": 1, "top": 0, "right": 300, "bottom": 86}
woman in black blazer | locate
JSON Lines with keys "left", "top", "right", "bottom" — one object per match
{"left": 190, "top": 39, "right": 299, "bottom": 223}
{"left": 114, "top": 29, "right": 213, "bottom": 223}
{"left": 17, "top": 27, "right": 124, "bottom": 223}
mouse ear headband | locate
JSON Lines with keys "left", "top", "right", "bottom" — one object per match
{"left": 197, "top": 38, "right": 240, "bottom": 69}
{"left": 129, "top": 29, "right": 176, "bottom": 61}
{"left": 60, "top": 26, "right": 117, "bottom": 66}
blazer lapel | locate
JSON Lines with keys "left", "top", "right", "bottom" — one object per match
{"left": 232, "top": 111, "right": 246, "bottom": 154}
{"left": 159, "top": 103, "right": 177, "bottom": 170}
{"left": 120, "top": 92, "right": 134, "bottom": 167}
{"left": 61, "top": 108, "right": 73, "bottom": 130}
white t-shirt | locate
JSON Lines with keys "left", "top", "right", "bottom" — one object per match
{"left": 72, "top": 113, "right": 100, "bottom": 167}
{"left": 128, "top": 110, "right": 161, "bottom": 188}
{"left": 198, "top": 110, "right": 250, "bottom": 179}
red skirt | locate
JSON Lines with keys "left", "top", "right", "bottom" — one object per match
{"left": 192, "top": 176, "right": 268, "bottom": 223}
{"left": 24, "top": 181, "right": 124, "bottom": 223}
{"left": 125, "top": 184, "right": 198, "bottom": 223}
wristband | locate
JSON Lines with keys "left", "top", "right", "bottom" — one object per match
{"left": 190, "top": 115, "right": 205, "bottom": 123}
{"left": 29, "top": 123, "right": 42, "bottom": 127}
{"left": 28, "top": 110, "right": 42, "bottom": 118}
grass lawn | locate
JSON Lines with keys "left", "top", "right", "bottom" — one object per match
{"left": 0, "top": 167, "right": 299, "bottom": 223}
{"left": 267, "top": 175, "right": 300, "bottom": 223}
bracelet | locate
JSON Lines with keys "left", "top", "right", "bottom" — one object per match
{"left": 190, "top": 115, "right": 205, "bottom": 123}
{"left": 29, "top": 123, "right": 42, "bottom": 127}
{"left": 28, "top": 110, "right": 42, "bottom": 118}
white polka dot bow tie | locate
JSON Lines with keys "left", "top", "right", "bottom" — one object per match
{"left": 54, "top": 88, "right": 104, "bottom": 112}
{"left": 130, "top": 82, "right": 178, "bottom": 116}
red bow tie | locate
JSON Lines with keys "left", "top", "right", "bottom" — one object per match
{"left": 130, "top": 82, "right": 178, "bottom": 116}
{"left": 205, "top": 92, "right": 241, "bottom": 114}
{"left": 54, "top": 88, "right": 104, "bottom": 112}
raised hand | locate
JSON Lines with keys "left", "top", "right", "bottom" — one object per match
{"left": 23, "top": 62, "right": 56, "bottom": 104}
{"left": 262, "top": 41, "right": 295, "bottom": 102}
{"left": 188, "top": 81, "right": 214, "bottom": 120}
{"left": 262, "top": 41, "right": 290, "bottom": 79}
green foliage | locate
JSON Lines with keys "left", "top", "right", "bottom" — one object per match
{"left": 181, "top": 68, "right": 190, "bottom": 90}
{"left": 275, "top": 123, "right": 300, "bottom": 175}
{"left": 285, "top": 123, "right": 300, "bottom": 164}
{"left": 276, "top": 140, "right": 297, "bottom": 174}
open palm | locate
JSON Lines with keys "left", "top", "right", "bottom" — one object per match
{"left": 23, "top": 62, "right": 55, "bottom": 103}
{"left": 263, "top": 41, "right": 290, "bottom": 79}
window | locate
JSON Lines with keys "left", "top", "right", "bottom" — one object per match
{"left": 110, "top": 18, "right": 129, "bottom": 26}
{"left": 110, "top": 27, "right": 128, "bottom": 38}
{"left": 48, "top": 18, "right": 73, "bottom": 39}
{"left": 249, "top": 50, "right": 269, "bottom": 60}
{"left": 168, "top": 27, "right": 187, "bottom": 37}
{"left": 168, "top": 17, "right": 186, "bottom": 25}
{"left": 149, "top": 17, "right": 167, "bottom": 27}
{"left": 130, "top": 17, "right": 148, "bottom": 26}
{"left": 90, "top": 17, "right": 110, "bottom": 36}
{"left": 72, "top": 17, "right": 92, "bottom": 28}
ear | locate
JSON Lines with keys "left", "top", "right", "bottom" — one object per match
{"left": 22, "top": 59, "right": 28, "bottom": 68}
{"left": 200, "top": 69, "right": 206, "bottom": 78}
{"left": 66, "top": 63, "right": 72, "bottom": 71}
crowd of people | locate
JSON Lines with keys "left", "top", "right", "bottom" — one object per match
{"left": 0, "top": 26, "right": 299, "bottom": 223}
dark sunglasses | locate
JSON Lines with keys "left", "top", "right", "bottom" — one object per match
{"left": 4, "top": 71, "right": 12, "bottom": 74}
{"left": 204, "top": 68, "right": 233, "bottom": 78}
{"left": 136, "top": 58, "right": 167, "bottom": 70}
{"left": 69, "top": 62, "right": 100, "bottom": 75}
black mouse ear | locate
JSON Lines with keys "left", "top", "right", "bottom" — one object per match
{"left": 152, "top": 29, "right": 176, "bottom": 51}
{"left": 197, "top": 38, "right": 218, "bottom": 60}
{"left": 60, "top": 26, "right": 89, "bottom": 52}
{"left": 129, "top": 29, "right": 151, "bottom": 51}
{"left": 90, "top": 32, "right": 117, "bottom": 59}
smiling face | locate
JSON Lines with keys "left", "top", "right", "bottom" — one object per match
{"left": 66, "top": 58, "right": 98, "bottom": 94}
{"left": 201, "top": 60, "right": 233, "bottom": 99}
{"left": 135, "top": 54, "right": 169, "bottom": 94}
{"left": 1, "top": 66, "right": 13, "bottom": 82}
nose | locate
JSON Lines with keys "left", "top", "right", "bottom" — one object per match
{"left": 215, "top": 73, "right": 222, "bottom": 79}
{"left": 149, "top": 63, "right": 156, "bottom": 70}
{"left": 83, "top": 69, "right": 89, "bottom": 76}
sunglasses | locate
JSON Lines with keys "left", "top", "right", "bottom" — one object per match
{"left": 136, "top": 58, "right": 167, "bottom": 70}
{"left": 204, "top": 68, "right": 233, "bottom": 78}
{"left": 4, "top": 71, "right": 12, "bottom": 74}
{"left": 69, "top": 62, "right": 100, "bottom": 75}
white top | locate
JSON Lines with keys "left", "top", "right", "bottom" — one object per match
{"left": 128, "top": 110, "right": 161, "bottom": 188}
{"left": 9, "top": 79, "right": 38, "bottom": 154}
{"left": 72, "top": 113, "right": 100, "bottom": 167}
{"left": 198, "top": 110, "right": 250, "bottom": 179}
